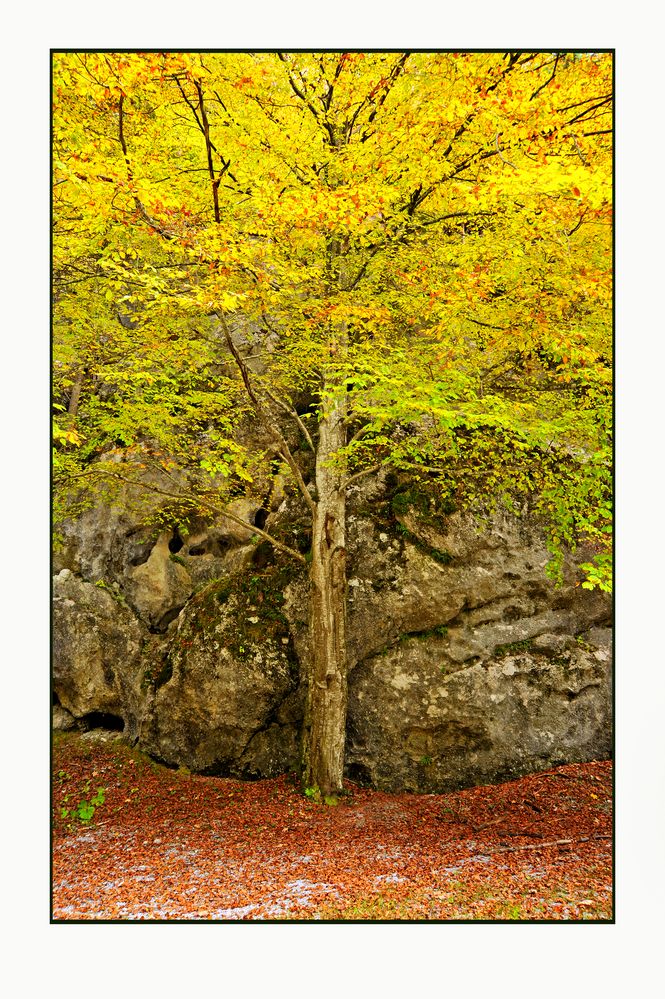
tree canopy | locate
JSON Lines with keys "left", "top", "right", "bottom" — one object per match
{"left": 52, "top": 51, "right": 612, "bottom": 588}
{"left": 53, "top": 51, "right": 612, "bottom": 794}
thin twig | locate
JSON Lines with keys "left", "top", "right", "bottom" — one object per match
{"left": 494, "top": 132, "right": 518, "bottom": 171}
{"left": 61, "top": 469, "right": 307, "bottom": 563}
{"left": 573, "top": 136, "right": 588, "bottom": 165}
{"left": 491, "top": 834, "right": 611, "bottom": 855}
{"left": 565, "top": 208, "right": 588, "bottom": 237}
{"left": 263, "top": 387, "right": 315, "bottom": 452}
{"left": 215, "top": 311, "right": 316, "bottom": 516}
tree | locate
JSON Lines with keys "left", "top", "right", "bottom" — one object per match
{"left": 52, "top": 51, "right": 613, "bottom": 798}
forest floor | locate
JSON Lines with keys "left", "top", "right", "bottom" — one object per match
{"left": 52, "top": 732, "right": 613, "bottom": 921}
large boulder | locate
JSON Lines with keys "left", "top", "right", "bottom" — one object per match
{"left": 52, "top": 482, "right": 612, "bottom": 791}
{"left": 52, "top": 569, "right": 147, "bottom": 738}
{"left": 342, "top": 509, "right": 609, "bottom": 666}
{"left": 345, "top": 629, "right": 612, "bottom": 792}
{"left": 137, "top": 567, "right": 302, "bottom": 777}
{"left": 337, "top": 507, "right": 611, "bottom": 789}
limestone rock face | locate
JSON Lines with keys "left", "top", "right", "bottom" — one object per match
{"left": 137, "top": 574, "right": 301, "bottom": 777}
{"left": 54, "top": 472, "right": 262, "bottom": 632}
{"left": 52, "top": 569, "right": 146, "bottom": 738}
{"left": 346, "top": 632, "right": 612, "bottom": 792}
{"left": 335, "top": 509, "right": 611, "bottom": 790}
{"left": 54, "top": 500, "right": 151, "bottom": 583}
{"left": 52, "top": 704, "right": 78, "bottom": 731}
{"left": 52, "top": 487, "right": 612, "bottom": 791}
{"left": 124, "top": 533, "right": 194, "bottom": 630}
{"left": 53, "top": 459, "right": 263, "bottom": 575}
{"left": 343, "top": 510, "right": 608, "bottom": 667}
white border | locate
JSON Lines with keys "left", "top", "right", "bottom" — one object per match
{"left": 5, "top": 4, "right": 664, "bottom": 994}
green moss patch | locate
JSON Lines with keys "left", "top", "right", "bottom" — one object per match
{"left": 182, "top": 558, "right": 304, "bottom": 662}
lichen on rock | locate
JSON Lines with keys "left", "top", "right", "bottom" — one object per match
{"left": 52, "top": 486, "right": 612, "bottom": 792}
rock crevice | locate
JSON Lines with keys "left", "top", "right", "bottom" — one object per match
{"left": 52, "top": 492, "right": 612, "bottom": 792}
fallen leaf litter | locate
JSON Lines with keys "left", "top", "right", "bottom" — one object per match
{"left": 52, "top": 735, "right": 612, "bottom": 921}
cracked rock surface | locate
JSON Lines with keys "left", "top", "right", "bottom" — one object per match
{"left": 52, "top": 490, "right": 611, "bottom": 790}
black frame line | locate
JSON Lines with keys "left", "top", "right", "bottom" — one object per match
{"left": 50, "top": 46, "right": 615, "bottom": 926}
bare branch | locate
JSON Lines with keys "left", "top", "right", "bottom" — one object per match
{"left": 277, "top": 53, "right": 336, "bottom": 145}
{"left": 557, "top": 91, "right": 612, "bottom": 113}
{"left": 342, "top": 463, "right": 385, "bottom": 489}
{"left": 59, "top": 469, "right": 307, "bottom": 563}
{"left": 530, "top": 53, "right": 560, "bottom": 101}
{"left": 565, "top": 207, "right": 589, "bottom": 237}
{"left": 465, "top": 315, "right": 508, "bottom": 330}
{"left": 215, "top": 311, "right": 316, "bottom": 516}
{"left": 263, "top": 387, "right": 315, "bottom": 452}
{"left": 358, "top": 52, "right": 410, "bottom": 141}
{"left": 489, "top": 834, "right": 611, "bottom": 855}
{"left": 194, "top": 79, "right": 221, "bottom": 223}
{"left": 494, "top": 132, "right": 518, "bottom": 171}
{"left": 573, "top": 136, "right": 587, "bottom": 165}
{"left": 174, "top": 77, "right": 205, "bottom": 135}
{"left": 564, "top": 96, "right": 612, "bottom": 127}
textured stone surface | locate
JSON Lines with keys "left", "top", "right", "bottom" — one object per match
{"left": 342, "top": 511, "right": 609, "bottom": 666}
{"left": 52, "top": 487, "right": 612, "bottom": 790}
{"left": 124, "top": 533, "right": 194, "bottom": 630}
{"left": 52, "top": 569, "right": 146, "bottom": 738}
{"left": 137, "top": 574, "right": 301, "bottom": 776}
{"left": 54, "top": 471, "right": 263, "bottom": 631}
{"left": 52, "top": 703, "right": 78, "bottom": 731}
{"left": 345, "top": 633, "right": 612, "bottom": 792}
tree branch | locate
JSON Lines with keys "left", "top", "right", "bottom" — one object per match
{"left": 419, "top": 210, "right": 495, "bottom": 228}
{"left": 557, "top": 91, "right": 612, "bottom": 113}
{"left": 564, "top": 96, "right": 612, "bottom": 127}
{"left": 118, "top": 95, "right": 181, "bottom": 242}
{"left": 358, "top": 52, "right": 410, "bottom": 141}
{"left": 59, "top": 469, "right": 307, "bottom": 563}
{"left": 437, "top": 53, "right": 528, "bottom": 161}
{"left": 346, "top": 422, "right": 374, "bottom": 445}
{"left": 494, "top": 132, "right": 518, "bottom": 170}
{"left": 194, "top": 79, "right": 221, "bottom": 223}
{"left": 277, "top": 53, "right": 336, "bottom": 145}
{"left": 263, "top": 387, "right": 315, "bottom": 452}
{"left": 530, "top": 53, "right": 560, "bottom": 101}
{"left": 565, "top": 208, "right": 589, "bottom": 237}
{"left": 342, "top": 463, "right": 385, "bottom": 489}
{"left": 572, "top": 136, "right": 587, "bottom": 165}
{"left": 465, "top": 315, "right": 508, "bottom": 330}
{"left": 174, "top": 77, "right": 205, "bottom": 136}
{"left": 489, "top": 834, "right": 611, "bottom": 855}
{"left": 215, "top": 311, "right": 317, "bottom": 516}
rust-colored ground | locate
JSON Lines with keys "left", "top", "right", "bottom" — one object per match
{"left": 52, "top": 733, "right": 612, "bottom": 921}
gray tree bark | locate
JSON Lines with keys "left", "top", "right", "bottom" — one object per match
{"left": 302, "top": 386, "right": 348, "bottom": 798}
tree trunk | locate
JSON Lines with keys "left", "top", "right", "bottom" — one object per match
{"left": 67, "top": 368, "right": 85, "bottom": 419}
{"left": 302, "top": 389, "right": 348, "bottom": 798}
